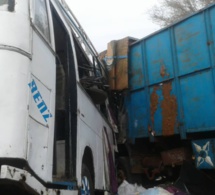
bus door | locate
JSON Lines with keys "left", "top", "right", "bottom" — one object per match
{"left": 28, "top": 0, "right": 56, "bottom": 182}
{"left": 50, "top": 1, "right": 78, "bottom": 181}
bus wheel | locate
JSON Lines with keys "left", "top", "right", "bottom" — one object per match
{"left": 81, "top": 164, "right": 94, "bottom": 195}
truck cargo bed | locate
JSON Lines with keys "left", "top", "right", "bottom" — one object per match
{"left": 127, "top": 3, "right": 215, "bottom": 140}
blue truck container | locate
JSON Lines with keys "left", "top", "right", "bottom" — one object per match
{"left": 126, "top": 3, "right": 215, "bottom": 170}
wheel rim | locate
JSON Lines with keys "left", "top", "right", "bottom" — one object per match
{"left": 81, "top": 176, "right": 90, "bottom": 195}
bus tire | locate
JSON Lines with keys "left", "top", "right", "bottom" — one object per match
{"left": 81, "top": 163, "right": 94, "bottom": 195}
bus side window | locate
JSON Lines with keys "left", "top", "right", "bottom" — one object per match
{"left": 33, "top": 0, "right": 50, "bottom": 42}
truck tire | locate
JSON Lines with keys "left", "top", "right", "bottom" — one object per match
{"left": 81, "top": 163, "right": 94, "bottom": 195}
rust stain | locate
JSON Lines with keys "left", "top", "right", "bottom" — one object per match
{"left": 161, "top": 82, "right": 177, "bottom": 136}
{"left": 150, "top": 83, "right": 178, "bottom": 136}
{"left": 150, "top": 86, "right": 159, "bottom": 129}
{"left": 160, "top": 65, "right": 166, "bottom": 78}
{"left": 158, "top": 59, "right": 169, "bottom": 78}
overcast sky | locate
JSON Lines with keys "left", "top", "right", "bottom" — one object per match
{"left": 65, "top": 0, "right": 160, "bottom": 52}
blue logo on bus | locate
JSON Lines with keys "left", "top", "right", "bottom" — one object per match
{"left": 28, "top": 79, "right": 52, "bottom": 123}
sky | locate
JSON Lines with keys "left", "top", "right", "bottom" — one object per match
{"left": 65, "top": 0, "right": 160, "bottom": 52}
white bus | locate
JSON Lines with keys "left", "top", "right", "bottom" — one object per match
{"left": 0, "top": 0, "right": 117, "bottom": 194}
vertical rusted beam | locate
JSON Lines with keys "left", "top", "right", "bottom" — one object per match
{"left": 161, "top": 82, "right": 177, "bottom": 136}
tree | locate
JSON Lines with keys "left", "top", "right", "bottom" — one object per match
{"left": 149, "top": 0, "right": 215, "bottom": 27}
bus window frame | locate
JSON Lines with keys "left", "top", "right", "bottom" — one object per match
{"left": 30, "top": 0, "right": 55, "bottom": 50}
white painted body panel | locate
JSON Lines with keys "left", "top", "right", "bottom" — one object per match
{"left": 30, "top": 32, "right": 56, "bottom": 91}
{"left": 0, "top": 51, "right": 29, "bottom": 158}
{"left": 76, "top": 85, "right": 114, "bottom": 190}
{"left": 0, "top": 0, "right": 30, "bottom": 161}
{"left": 28, "top": 32, "right": 56, "bottom": 182}
{"left": 0, "top": 0, "right": 56, "bottom": 183}
{"left": 0, "top": 1, "right": 30, "bottom": 53}
{"left": 0, "top": 0, "right": 30, "bottom": 159}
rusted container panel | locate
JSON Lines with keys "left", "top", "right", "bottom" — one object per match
{"left": 126, "top": 4, "right": 215, "bottom": 140}
{"left": 149, "top": 82, "right": 178, "bottom": 136}
{"left": 127, "top": 81, "right": 179, "bottom": 139}
{"left": 174, "top": 14, "right": 210, "bottom": 76}
{"left": 180, "top": 70, "right": 215, "bottom": 132}
{"left": 145, "top": 30, "right": 174, "bottom": 85}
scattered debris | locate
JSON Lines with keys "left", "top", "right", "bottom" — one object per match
{"left": 118, "top": 180, "right": 173, "bottom": 195}
{"left": 118, "top": 161, "right": 215, "bottom": 195}
{"left": 118, "top": 180, "right": 146, "bottom": 195}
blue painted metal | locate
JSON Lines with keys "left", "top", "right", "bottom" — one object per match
{"left": 129, "top": 43, "right": 145, "bottom": 90}
{"left": 53, "top": 181, "right": 77, "bottom": 190}
{"left": 81, "top": 176, "right": 90, "bottom": 195}
{"left": 145, "top": 30, "right": 174, "bottom": 85}
{"left": 127, "top": 4, "right": 215, "bottom": 140}
{"left": 180, "top": 70, "right": 215, "bottom": 132}
{"left": 148, "top": 81, "right": 178, "bottom": 136}
{"left": 192, "top": 139, "right": 215, "bottom": 169}
{"left": 127, "top": 90, "right": 148, "bottom": 139}
{"left": 104, "top": 55, "right": 128, "bottom": 60}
